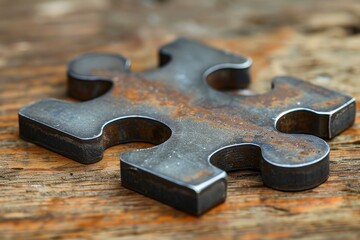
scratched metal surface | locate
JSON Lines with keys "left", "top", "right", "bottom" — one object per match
{"left": 18, "top": 38, "right": 355, "bottom": 215}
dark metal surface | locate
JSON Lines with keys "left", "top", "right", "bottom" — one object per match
{"left": 18, "top": 38, "right": 356, "bottom": 215}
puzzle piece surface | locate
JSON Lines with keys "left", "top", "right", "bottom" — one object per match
{"left": 19, "top": 38, "right": 356, "bottom": 215}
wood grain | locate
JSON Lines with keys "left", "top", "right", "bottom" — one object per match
{"left": 0, "top": 0, "right": 359, "bottom": 239}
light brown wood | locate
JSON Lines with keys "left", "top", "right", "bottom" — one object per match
{"left": 0, "top": 0, "right": 359, "bottom": 239}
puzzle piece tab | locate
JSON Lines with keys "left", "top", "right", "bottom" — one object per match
{"left": 19, "top": 38, "right": 356, "bottom": 215}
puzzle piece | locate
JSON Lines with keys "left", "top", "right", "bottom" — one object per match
{"left": 19, "top": 38, "right": 356, "bottom": 215}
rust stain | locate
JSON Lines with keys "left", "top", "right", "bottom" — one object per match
{"left": 182, "top": 169, "right": 213, "bottom": 182}
{"left": 299, "top": 80, "right": 335, "bottom": 97}
{"left": 312, "top": 96, "right": 346, "bottom": 109}
{"left": 242, "top": 83, "right": 302, "bottom": 108}
{"left": 103, "top": 71, "right": 326, "bottom": 163}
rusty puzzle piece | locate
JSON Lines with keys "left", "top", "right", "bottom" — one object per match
{"left": 19, "top": 38, "right": 356, "bottom": 215}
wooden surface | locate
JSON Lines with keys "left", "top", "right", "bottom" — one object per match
{"left": 0, "top": 0, "right": 359, "bottom": 239}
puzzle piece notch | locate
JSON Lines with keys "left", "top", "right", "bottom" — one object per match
{"left": 19, "top": 38, "right": 356, "bottom": 215}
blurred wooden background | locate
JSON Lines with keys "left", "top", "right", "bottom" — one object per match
{"left": 0, "top": 0, "right": 359, "bottom": 239}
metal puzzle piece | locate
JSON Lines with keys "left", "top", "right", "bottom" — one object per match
{"left": 19, "top": 38, "right": 356, "bottom": 215}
